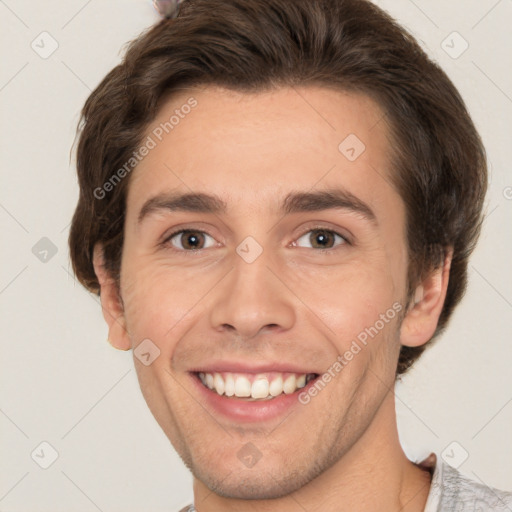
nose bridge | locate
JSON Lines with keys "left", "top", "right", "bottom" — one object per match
{"left": 208, "top": 244, "right": 296, "bottom": 337}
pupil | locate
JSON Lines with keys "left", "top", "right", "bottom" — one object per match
{"left": 183, "top": 232, "right": 203, "bottom": 249}
{"left": 312, "top": 230, "right": 333, "bottom": 248}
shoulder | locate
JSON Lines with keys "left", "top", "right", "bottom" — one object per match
{"left": 423, "top": 454, "right": 512, "bottom": 511}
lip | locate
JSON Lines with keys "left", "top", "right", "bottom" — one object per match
{"left": 188, "top": 371, "right": 319, "bottom": 423}
{"left": 188, "top": 360, "right": 320, "bottom": 374}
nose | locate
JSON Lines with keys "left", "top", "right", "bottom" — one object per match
{"left": 208, "top": 249, "right": 296, "bottom": 339}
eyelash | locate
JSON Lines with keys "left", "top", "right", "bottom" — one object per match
{"left": 161, "top": 226, "right": 350, "bottom": 252}
{"left": 294, "top": 227, "right": 349, "bottom": 250}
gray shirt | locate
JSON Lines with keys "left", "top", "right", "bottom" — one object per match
{"left": 423, "top": 453, "right": 512, "bottom": 511}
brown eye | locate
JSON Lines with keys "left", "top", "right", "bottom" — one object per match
{"left": 169, "top": 230, "right": 214, "bottom": 250}
{"left": 295, "top": 229, "right": 346, "bottom": 249}
{"left": 310, "top": 229, "right": 335, "bottom": 248}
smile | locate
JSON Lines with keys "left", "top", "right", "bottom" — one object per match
{"left": 195, "top": 371, "right": 319, "bottom": 401}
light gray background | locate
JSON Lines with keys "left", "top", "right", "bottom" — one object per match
{"left": 1, "top": 0, "right": 511, "bottom": 511}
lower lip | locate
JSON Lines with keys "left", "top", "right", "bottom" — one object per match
{"left": 189, "top": 373, "right": 318, "bottom": 423}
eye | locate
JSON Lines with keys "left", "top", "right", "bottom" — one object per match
{"left": 294, "top": 228, "right": 347, "bottom": 249}
{"left": 166, "top": 230, "right": 216, "bottom": 250}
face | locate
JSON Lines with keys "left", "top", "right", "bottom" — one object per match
{"left": 116, "top": 85, "right": 410, "bottom": 498}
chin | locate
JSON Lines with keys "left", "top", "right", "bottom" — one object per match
{"left": 205, "top": 475, "right": 299, "bottom": 500}
{"left": 191, "top": 461, "right": 320, "bottom": 500}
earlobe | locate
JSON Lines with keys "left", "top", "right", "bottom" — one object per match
{"left": 400, "top": 249, "right": 453, "bottom": 348}
{"left": 92, "top": 244, "right": 131, "bottom": 351}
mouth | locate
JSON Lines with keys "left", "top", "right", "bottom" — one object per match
{"left": 192, "top": 371, "right": 320, "bottom": 401}
{"left": 187, "top": 361, "right": 323, "bottom": 422}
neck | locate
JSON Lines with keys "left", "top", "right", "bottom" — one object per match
{"left": 192, "top": 391, "right": 432, "bottom": 512}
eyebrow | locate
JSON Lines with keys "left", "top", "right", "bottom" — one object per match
{"left": 282, "top": 188, "right": 376, "bottom": 223}
{"left": 137, "top": 192, "right": 226, "bottom": 223}
{"left": 137, "top": 188, "right": 377, "bottom": 224}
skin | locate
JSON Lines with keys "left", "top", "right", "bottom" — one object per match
{"left": 94, "top": 85, "right": 452, "bottom": 512}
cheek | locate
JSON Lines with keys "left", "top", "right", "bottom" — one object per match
{"left": 287, "top": 255, "right": 402, "bottom": 338}
{"left": 282, "top": 253, "right": 404, "bottom": 385}
{"left": 119, "top": 253, "right": 220, "bottom": 347}
{"left": 119, "top": 259, "right": 176, "bottom": 347}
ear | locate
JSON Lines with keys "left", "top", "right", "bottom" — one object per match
{"left": 92, "top": 243, "right": 131, "bottom": 351}
{"left": 400, "top": 249, "right": 453, "bottom": 348}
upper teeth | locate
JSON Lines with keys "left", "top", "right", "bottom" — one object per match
{"left": 198, "top": 372, "right": 313, "bottom": 400}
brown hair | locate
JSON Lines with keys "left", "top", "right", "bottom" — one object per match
{"left": 69, "top": 0, "right": 487, "bottom": 376}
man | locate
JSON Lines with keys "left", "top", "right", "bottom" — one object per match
{"left": 68, "top": 0, "right": 512, "bottom": 510}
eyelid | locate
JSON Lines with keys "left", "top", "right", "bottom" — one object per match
{"left": 160, "top": 227, "right": 220, "bottom": 251}
{"left": 173, "top": 229, "right": 216, "bottom": 250}
{"left": 291, "top": 228, "right": 349, "bottom": 252}
{"left": 292, "top": 224, "right": 352, "bottom": 246}
{"left": 159, "top": 221, "right": 219, "bottom": 241}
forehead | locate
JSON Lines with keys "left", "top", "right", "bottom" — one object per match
{"left": 126, "top": 85, "right": 398, "bottom": 216}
